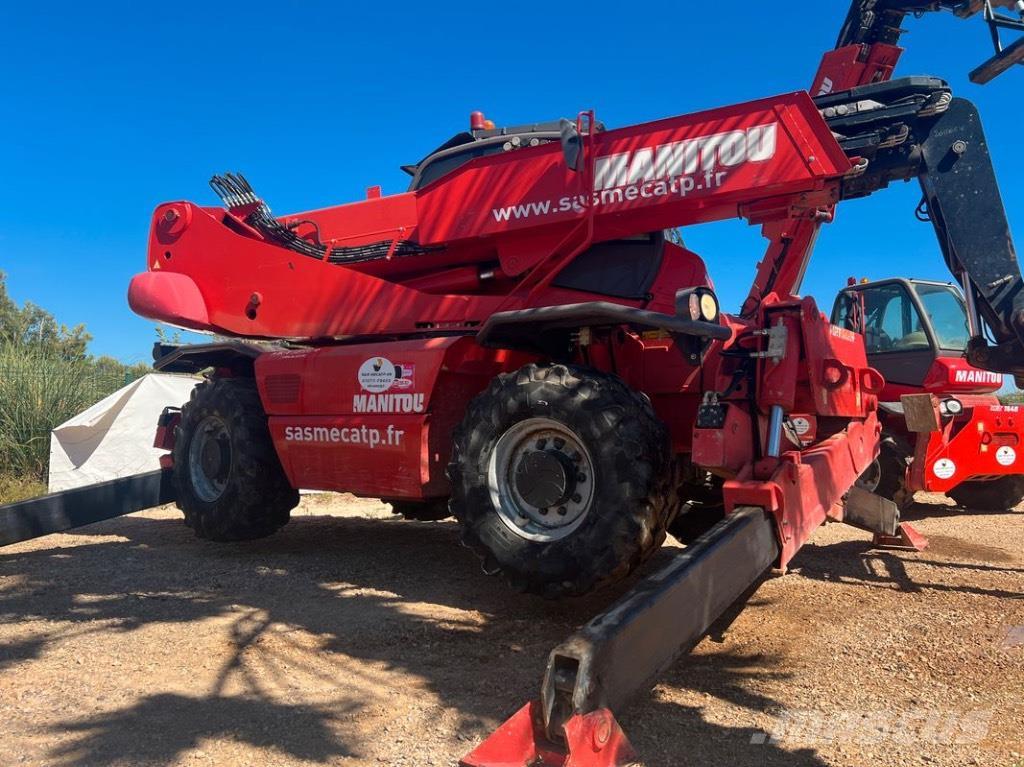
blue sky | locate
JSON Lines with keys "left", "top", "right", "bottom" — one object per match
{"left": 1, "top": 2, "right": 1021, "bottom": 365}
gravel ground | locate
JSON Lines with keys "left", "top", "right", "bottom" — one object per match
{"left": 0, "top": 493, "right": 1021, "bottom": 766}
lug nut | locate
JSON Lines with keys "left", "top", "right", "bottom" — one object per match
{"left": 572, "top": 494, "right": 582, "bottom": 503}
{"left": 535, "top": 438, "right": 547, "bottom": 449}
{"left": 577, "top": 473, "right": 587, "bottom": 483}
{"left": 553, "top": 437, "right": 566, "bottom": 449}
{"left": 557, "top": 506, "right": 568, "bottom": 516}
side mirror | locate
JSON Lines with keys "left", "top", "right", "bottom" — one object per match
{"left": 560, "top": 119, "right": 582, "bottom": 172}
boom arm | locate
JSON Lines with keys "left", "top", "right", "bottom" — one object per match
{"left": 744, "top": 0, "right": 1024, "bottom": 383}
{"left": 917, "top": 98, "right": 1024, "bottom": 378}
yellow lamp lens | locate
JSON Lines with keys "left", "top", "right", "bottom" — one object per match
{"left": 699, "top": 293, "right": 718, "bottom": 321}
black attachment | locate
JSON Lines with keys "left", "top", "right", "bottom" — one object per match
{"left": 843, "top": 486, "right": 901, "bottom": 536}
{"left": 839, "top": 1, "right": 1024, "bottom": 83}
{"left": 818, "top": 78, "right": 1024, "bottom": 380}
{"left": 917, "top": 99, "right": 1024, "bottom": 375}
{"left": 696, "top": 400, "right": 727, "bottom": 429}
{"left": 1, "top": 470, "right": 175, "bottom": 547}
{"left": 404, "top": 117, "right": 606, "bottom": 191}
{"left": 552, "top": 234, "right": 665, "bottom": 300}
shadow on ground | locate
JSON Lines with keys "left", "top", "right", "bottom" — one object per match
{"left": 0, "top": 510, "right": 838, "bottom": 766}
{"left": 788, "top": 497, "right": 1024, "bottom": 599}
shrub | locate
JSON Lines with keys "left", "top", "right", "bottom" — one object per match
{"left": 0, "top": 344, "right": 133, "bottom": 483}
{"left": 0, "top": 473, "right": 47, "bottom": 505}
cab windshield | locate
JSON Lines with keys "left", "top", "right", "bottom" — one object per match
{"left": 915, "top": 283, "right": 970, "bottom": 350}
{"left": 833, "top": 281, "right": 970, "bottom": 354}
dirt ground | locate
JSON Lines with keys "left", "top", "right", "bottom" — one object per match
{"left": 1, "top": 493, "right": 1022, "bottom": 767}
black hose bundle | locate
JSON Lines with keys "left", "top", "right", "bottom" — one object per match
{"left": 209, "top": 173, "right": 440, "bottom": 265}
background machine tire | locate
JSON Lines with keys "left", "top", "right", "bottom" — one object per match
{"left": 448, "top": 363, "right": 675, "bottom": 598}
{"left": 668, "top": 469, "right": 726, "bottom": 545}
{"left": 855, "top": 439, "right": 913, "bottom": 509}
{"left": 948, "top": 475, "right": 1024, "bottom": 512}
{"left": 173, "top": 378, "right": 298, "bottom": 541}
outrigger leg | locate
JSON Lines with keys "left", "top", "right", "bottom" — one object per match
{"left": 0, "top": 470, "right": 174, "bottom": 548}
{"left": 461, "top": 507, "right": 780, "bottom": 767}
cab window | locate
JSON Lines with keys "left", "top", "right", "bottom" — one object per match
{"left": 916, "top": 283, "right": 969, "bottom": 350}
{"left": 862, "top": 284, "right": 930, "bottom": 353}
{"left": 832, "top": 290, "right": 860, "bottom": 333}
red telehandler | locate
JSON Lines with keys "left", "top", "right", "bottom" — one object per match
{"left": 0, "top": 1, "right": 1022, "bottom": 765}
{"left": 126, "top": 0, "right": 1024, "bottom": 594}
{"left": 832, "top": 277, "right": 1024, "bottom": 513}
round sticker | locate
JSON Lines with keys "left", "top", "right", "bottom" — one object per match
{"left": 358, "top": 357, "right": 397, "bottom": 393}
{"left": 996, "top": 446, "right": 1017, "bottom": 467}
{"left": 791, "top": 417, "right": 811, "bottom": 436}
{"left": 932, "top": 458, "right": 956, "bottom": 480}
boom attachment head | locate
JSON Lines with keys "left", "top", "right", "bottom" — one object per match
{"left": 967, "top": 1, "right": 1024, "bottom": 83}
{"left": 840, "top": 1, "right": 1024, "bottom": 83}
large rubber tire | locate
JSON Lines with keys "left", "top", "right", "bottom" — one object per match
{"left": 948, "top": 476, "right": 1024, "bottom": 512}
{"left": 856, "top": 440, "right": 912, "bottom": 509}
{"left": 448, "top": 363, "right": 675, "bottom": 598}
{"left": 173, "top": 378, "right": 298, "bottom": 541}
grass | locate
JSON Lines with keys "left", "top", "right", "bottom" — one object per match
{"left": 0, "top": 473, "right": 47, "bottom": 505}
{"left": 0, "top": 343, "right": 134, "bottom": 503}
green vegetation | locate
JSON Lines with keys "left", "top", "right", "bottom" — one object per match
{"left": 0, "top": 272, "right": 150, "bottom": 502}
{"left": 0, "top": 472, "right": 47, "bottom": 505}
{"left": 1000, "top": 390, "right": 1024, "bottom": 405}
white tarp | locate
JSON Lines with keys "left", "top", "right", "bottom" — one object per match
{"left": 48, "top": 373, "right": 200, "bottom": 492}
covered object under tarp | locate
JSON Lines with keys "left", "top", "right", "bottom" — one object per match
{"left": 48, "top": 373, "right": 199, "bottom": 492}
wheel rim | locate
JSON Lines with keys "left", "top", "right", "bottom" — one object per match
{"left": 487, "top": 417, "right": 596, "bottom": 542}
{"left": 188, "top": 415, "right": 232, "bottom": 503}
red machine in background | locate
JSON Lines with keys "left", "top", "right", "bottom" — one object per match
{"left": 116, "top": 2, "right": 1024, "bottom": 764}
{"left": 832, "top": 277, "right": 1024, "bottom": 510}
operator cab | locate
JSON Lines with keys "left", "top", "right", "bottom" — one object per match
{"left": 831, "top": 278, "right": 999, "bottom": 394}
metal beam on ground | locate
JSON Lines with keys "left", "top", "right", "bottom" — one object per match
{"left": 462, "top": 506, "right": 781, "bottom": 766}
{"left": 0, "top": 470, "right": 175, "bottom": 547}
